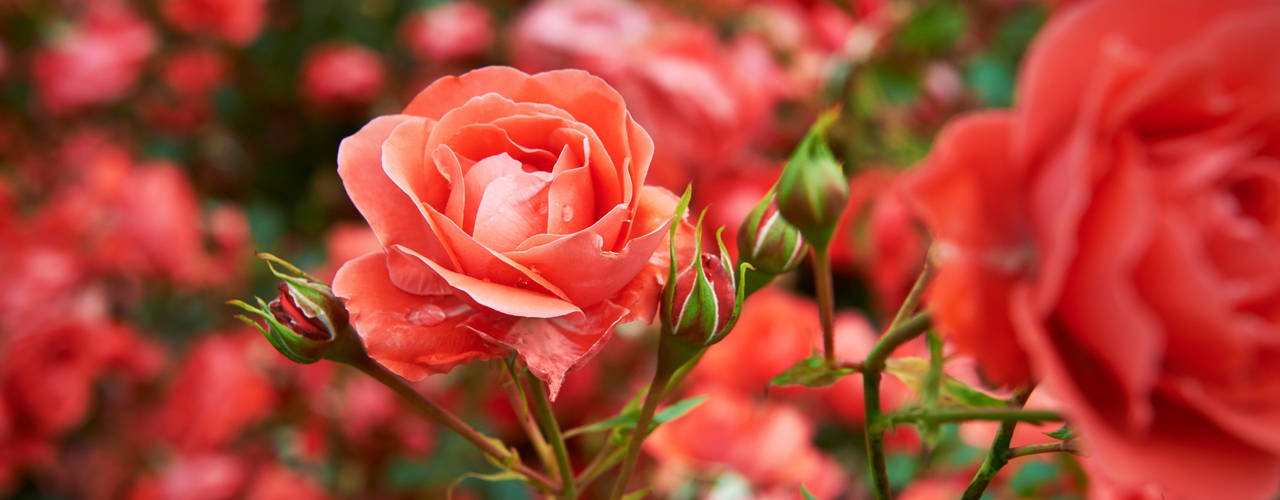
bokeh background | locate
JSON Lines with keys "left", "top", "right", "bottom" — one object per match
{"left": 0, "top": 0, "right": 1077, "bottom": 498}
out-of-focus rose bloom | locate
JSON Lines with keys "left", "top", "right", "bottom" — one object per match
{"left": 326, "top": 375, "right": 435, "bottom": 454}
{"left": 31, "top": 2, "right": 156, "bottom": 114}
{"left": 511, "top": 0, "right": 654, "bottom": 72}
{"left": 694, "top": 288, "right": 914, "bottom": 427}
{"left": 244, "top": 464, "right": 331, "bottom": 500}
{"left": 332, "top": 67, "right": 680, "bottom": 398}
{"left": 1, "top": 321, "right": 152, "bottom": 439}
{"left": 906, "top": 0, "right": 1280, "bottom": 497}
{"left": 694, "top": 288, "right": 820, "bottom": 395}
{"left": 645, "top": 384, "right": 846, "bottom": 499}
{"left": 162, "top": 48, "right": 228, "bottom": 98}
{"left": 299, "top": 43, "right": 385, "bottom": 110}
{"left": 832, "top": 169, "right": 927, "bottom": 317}
{"left": 512, "top": 0, "right": 788, "bottom": 190}
{"left": 161, "top": 0, "right": 266, "bottom": 47}
{"left": 154, "top": 331, "right": 276, "bottom": 453}
{"left": 400, "top": 1, "right": 493, "bottom": 63}
{"left": 897, "top": 477, "right": 968, "bottom": 500}
{"left": 35, "top": 136, "right": 244, "bottom": 286}
{"left": 127, "top": 453, "right": 248, "bottom": 500}
{"left": 0, "top": 42, "right": 7, "bottom": 81}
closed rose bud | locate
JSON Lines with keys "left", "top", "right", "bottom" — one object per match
{"left": 736, "top": 190, "right": 807, "bottom": 291}
{"left": 776, "top": 111, "right": 850, "bottom": 249}
{"left": 230, "top": 254, "right": 364, "bottom": 364}
{"left": 269, "top": 282, "right": 337, "bottom": 342}
{"left": 668, "top": 252, "right": 738, "bottom": 346}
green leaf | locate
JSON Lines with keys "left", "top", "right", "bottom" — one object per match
{"left": 621, "top": 489, "right": 650, "bottom": 500}
{"left": 446, "top": 470, "right": 526, "bottom": 500}
{"left": 564, "top": 395, "right": 708, "bottom": 439}
{"left": 884, "top": 357, "right": 1007, "bottom": 408}
{"left": 769, "top": 351, "right": 857, "bottom": 388}
{"left": 1044, "top": 424, "right": 1075, "bottom": 441}
{"left": 801, "top": 485, "right": 823, "bottom": 500}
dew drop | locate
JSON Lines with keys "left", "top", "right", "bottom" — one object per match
{"left": 406, "top": 304, "right": 446, "bottom": 327}
{"left": 561, "top": 205, "right": 575, "bottom": 222}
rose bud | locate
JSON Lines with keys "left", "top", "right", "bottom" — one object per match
{"left": 659, "top": 199, "right": 746, "bottom": 355}
{"left": 230, "top": 253, "right": 364, "bottom": 364}
{"left": 736, "top": 189, "right": 807, "bottom": 295}
{"left": 668, "top": 251, "right": 738, "bottom": 347}
{"left": 775, "top": 111, "right": 850, "bottom": 249}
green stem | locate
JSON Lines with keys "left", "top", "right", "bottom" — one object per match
{"left": 577, "top": 442, "right": 626, "bottom": 491}
{"left": 1007, "top": 441, "right": 1080, "bottom": 460}
{"left": 353, "top": 357, "right": 557, "bottom": 493}
{"left": 861, "top": 312, "right": 932, "bottom": 500}
{"left": 960, "top": 386, "right": 1036, "bottom": 500}
{"left": 860, "top": 258, "right": 936, "bottom": 500}
{"left": 880, "top": 407, "right": 1061, "bottom": 429}
{"left": 504, "top": 360, "right": 557, "bottom": 479}
{"left": 525, "top": 371, "right": 577, "bottom": 500}
{"left": 813, "top": 246, "right": 837, "bottom": 365}
{"left": 608, "top": 369, "right": 669, "bottom": 500}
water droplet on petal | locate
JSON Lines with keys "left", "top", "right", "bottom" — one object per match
{"left": 406, "top": 304, "right": 446, "bottom": 327}
{"left": 561, "top": 205, "right": 574, "bottom": 223}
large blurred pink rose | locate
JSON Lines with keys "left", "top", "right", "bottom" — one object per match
{"left": 332, "top": 67, "right": 679, "bottom": 397}
{"left": 906, "top": 0, "right": 1280, "bottom": 497}
{"left": 32, "top": 2, "right": 155, "bottom": 114}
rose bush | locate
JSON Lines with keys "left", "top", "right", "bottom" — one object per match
{"left": 332, "top": 66, "right": 678, "bottom": 397}
{"left": 907, "top": 0, "right": 1280, "bottom": 497}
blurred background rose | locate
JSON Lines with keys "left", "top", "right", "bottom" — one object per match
{"left": 0, "top": 0, "right": 1083, "bottom": 498}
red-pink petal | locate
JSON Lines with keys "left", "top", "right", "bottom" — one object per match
{"left": 332, "top": 251, "right": 504, "bottom": 379}
{"left": 392, "top": 245, "right": 579, "bottom": 318}
{"left": 465, "top": 299, "right": 631, "bottom": 400}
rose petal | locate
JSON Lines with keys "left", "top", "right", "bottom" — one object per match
{"left": 905, "top": 112, "right": 1033, "bottom": 387}
{"left": 464, "top": 299, "right": 631, "bottom": 400}
{"left": 392, "top": 245, "right": 579, "bottom": 318}
{"left": 506, "top": 202, "right": 666, "bottom": 307}
{"left": 332, "top": 251, "right": 503, "bottom": 379}
{"left": 1055, "top": 137, "right": 1163, "bottom": 429}
{"left": 337, "top": 115, "right": 442, "bottom": 259}
{"left": 462, "top": 153, "right": 525, "bottom": 232}
{"left": 472, "top": 170, "right": 552, "bottom": 252}
{"left": 1016, "top": 0, "right": 1269, "bottom": 165}
{"left": 1012, "top": 286, "right": 1280, "bottom": 500}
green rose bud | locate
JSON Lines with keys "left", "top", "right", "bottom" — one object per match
{"left": 775, "top": 111, "right": 850, "bottom": 249}
{"left": 737, "top": 190, "right": 807, "bottom": 295}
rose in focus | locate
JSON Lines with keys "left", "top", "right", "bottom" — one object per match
{"left": 333, "top": 67, "right": 679, "bottom": 397}
{"left": 907, "top": 0, "right": 1280, "bottom": 497}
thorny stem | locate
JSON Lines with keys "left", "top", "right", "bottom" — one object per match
{"left": 813, "top": 246, "right": 837, "bottom": 365}
{"left": 1007, "top": 440, "right": 1081, "bottom": 460}
{"left": 524, "top": 371, "right": 577, "bottom": 500}
{"left": 960, "top": 386, "right": 1036, "bottom": 500}
{"left": 861, "top": 259, "right": 936, "bottom": 500}
{"left": 353, "top": 357, "right": 557, "bottom": 493}
{"left": 880, "top": 406, "right": 1062, "bottom": 429}
{"left": 862, "top": 312, "right": 933, "bottom": 500}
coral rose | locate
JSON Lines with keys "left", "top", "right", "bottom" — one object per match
{"left": 333, "top": 67, "right": 676, "bottom": 397}
{"left": 907, "top": 0, "right": 1280, "bottom": 498}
